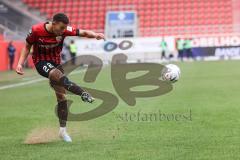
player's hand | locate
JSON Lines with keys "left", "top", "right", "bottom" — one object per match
{"left": 16, "top": 64, "right": 24, "bottom": 75}
{"left": 95, "top": 33, "right": 105, "bottom": 40}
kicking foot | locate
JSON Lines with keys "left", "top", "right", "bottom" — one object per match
{"left": 59, "top": 127, "right": 72, "bottom": 142}
{"left": 81, "top": 92, "right": 95, "bottom": 103}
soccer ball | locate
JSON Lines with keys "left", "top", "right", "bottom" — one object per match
{"left": 161, "top": 64, "right": 181, "bottom": 83}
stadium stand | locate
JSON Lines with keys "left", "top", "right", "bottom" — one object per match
{"left": 21, "top": 0, "right": 234, "bottom": 36}
{"left": 0, "top": 1, "right": 41, "bottom": 40}
{"left": 0, "top": 34, "right": 3, "bottom": 41}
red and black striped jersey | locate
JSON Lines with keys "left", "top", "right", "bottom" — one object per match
{"left": 26, "top": 22, "right": 80, "bottom": 65}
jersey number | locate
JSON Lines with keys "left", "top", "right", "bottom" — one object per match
{"left": 43, "top": 63, "right": 54, "bottom": 73}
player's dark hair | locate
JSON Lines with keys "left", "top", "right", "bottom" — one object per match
{"left": 53, "top": 13, "right": 69, "bottom": 24}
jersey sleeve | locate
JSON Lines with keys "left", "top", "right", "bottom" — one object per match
{"left": 64, "top": 26, "right": 80, "bottom": 36}
{"left": 26, "top": 27, "right": 36, "bottom": 44}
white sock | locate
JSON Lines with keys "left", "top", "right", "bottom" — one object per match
{"left": 59, "top": 127, "right": 66, "bottom": 133}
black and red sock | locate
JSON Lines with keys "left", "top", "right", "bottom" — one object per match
{"left": 59, "top": 76, "right": 84, "bottom": 96}
{"left": 57, "top": 100, "right": 68, "bottom": 127}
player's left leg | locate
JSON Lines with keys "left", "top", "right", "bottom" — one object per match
{"left": 35, "top": 60, "right": 94, "bottom": 103}
{"left": 50, "top": 82, "right": 72, "bottom": 142}
{"left": 49, "top": 67, "right": 94, "bottom": 103}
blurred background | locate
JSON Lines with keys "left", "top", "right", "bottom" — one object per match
{"left": 0, "top": 0, "right": 240, "bottom": 71}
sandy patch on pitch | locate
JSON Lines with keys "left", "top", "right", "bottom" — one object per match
{"left": 24, "top": 127, "right": 59, "bottom": 144}
{"left": 24, "top": 122, "right": 124, "bottom": 144}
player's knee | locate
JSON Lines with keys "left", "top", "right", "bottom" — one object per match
{"left": 59, "top": 76, "right": 72, "bottom": 88}
{"left": 49, "top": 68, "right": 64, "bottom": 82}
{"left": 56, "top": 93, "right": 66, "bottom": 102}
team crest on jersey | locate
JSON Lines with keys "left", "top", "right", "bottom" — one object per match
{"left": 67, "top": 26, "right": 73, "bottom": 32}
{"left": 56, "top": 36, "right": 63, "bottom": 42}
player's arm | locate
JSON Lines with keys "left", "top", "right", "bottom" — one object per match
{"left": 16, "top": 42, "right": 32, "bottom": 75}
{"left": 65, "top": 26, "right": 105, "bottom": 40}
{"left": 79, "top": 30, "right": 105, "bottom": 40}
{"left": 16, "top": 27, "right": 35, "bottom": 75}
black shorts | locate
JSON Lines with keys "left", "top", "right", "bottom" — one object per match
{"left": 35, "top": 61, "right": 64, "bottom": 78}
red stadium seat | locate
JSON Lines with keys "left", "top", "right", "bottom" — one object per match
{"left": 21, "top": 0, "right": 234, "bottom": 37}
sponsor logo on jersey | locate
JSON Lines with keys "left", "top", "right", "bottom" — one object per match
{"left": 39, "top": 43, "right": 59, "bottom": 49}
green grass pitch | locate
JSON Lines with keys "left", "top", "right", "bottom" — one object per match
{"left": 0, "top": 60, "right": 240, "bottom": 160}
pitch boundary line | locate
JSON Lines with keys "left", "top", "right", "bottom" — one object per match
{"left": 0, "top": 69, "right": 84, "bottom": 90}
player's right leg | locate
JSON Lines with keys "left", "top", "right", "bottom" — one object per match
{"left": 35, "top": 60, "right": 94, "bottom": 142}
{"left": 50, "top": 83, "right": 72, "bottom": 142}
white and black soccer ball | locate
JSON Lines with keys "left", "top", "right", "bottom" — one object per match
{"left": 161, "top": 64, "right": 181, "bottom": 83}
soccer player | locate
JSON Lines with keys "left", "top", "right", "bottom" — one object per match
{"left": 15, "top": 13, "right": 105, "bottom": 142}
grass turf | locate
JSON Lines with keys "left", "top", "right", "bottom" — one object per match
{"left": 0, "top": 60, "right": 240, "bottom": 160}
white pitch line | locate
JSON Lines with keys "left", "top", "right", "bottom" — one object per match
{"left": 0, "top": 78, "right": 45, "bottom": 90}
{"left": 0, "top": 69, "right": 85, "bottom": 91}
